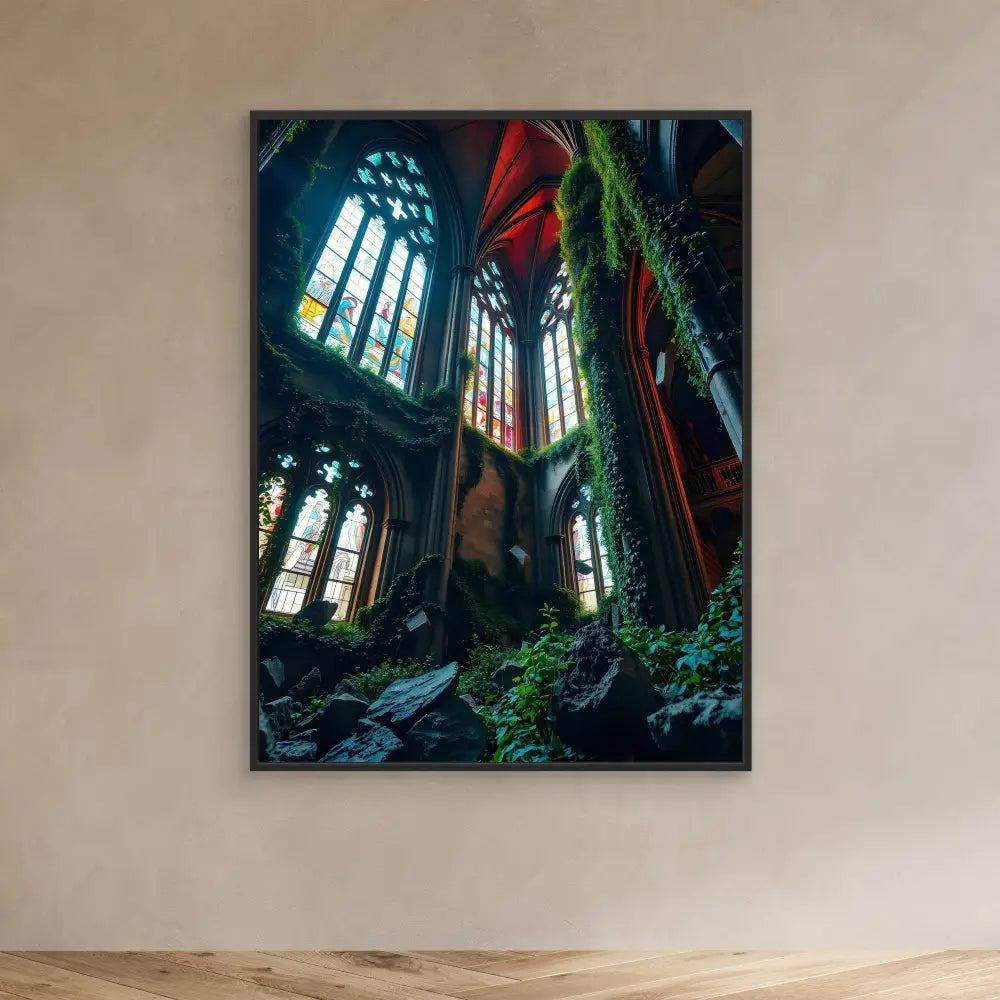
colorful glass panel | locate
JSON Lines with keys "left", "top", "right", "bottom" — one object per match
{"left": 464, "top": 260, "right": 515, "bottom": 447}
{"left": 266, "top": 489, "right": 331, "bottom": 615}
{"left": 540, "top": 261, "right": 586, "bottom": 442}
{"left": 293, "top": 152, "right": 433, "bottom": 390}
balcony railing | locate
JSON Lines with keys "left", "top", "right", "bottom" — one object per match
{"left": 685, "top": 456, "right": 743, "bottom": 504}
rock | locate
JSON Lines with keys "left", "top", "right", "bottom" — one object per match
{"left": 288, "top": 666, "right": 321, "bottom": 702}
{"left": 292, "top": 599, "right": 338, "bottom": 628}
{"left": 491, "top": 660, "right": 523, "bottom": 692}
{"left": 258, "top": 702, "right": 276, "bottom": 760}
{"left": 366, "top": 662, "right": 459, "bottom": 733}
{"left": 459, "top": 693, "right": 479, "bottom": 709}
{"left": 262, "top": 695, "right": 295, "bottom": 739}
{"left": 320, "top": 723, "right": 407, "bottom": 763}
{"left": 647, "top": 687, "right": 743, "bottom": 763}
{"left": 334, "top": 677, "right": 368, "bottom": 703}
{"left": 301, "top": 692, "right": 369, "bottom": 754}
{"left": 272, "top": 739, "right": 318, "bottom": 763}
{"left": 260, "top": 656, "right": 285, "bottom": 700}
{"left": 403, "top": 694, "right": 487, "bottom": 763}
{"left": 549, "top": 623, "right": 662, "bottom": 761}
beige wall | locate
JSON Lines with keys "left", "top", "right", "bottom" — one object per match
{"left": 2, "top": 0, "right": 999, "bottom": 949}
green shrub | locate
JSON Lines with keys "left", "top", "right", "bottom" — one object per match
{"left": 258, "top": 613, "right": 369, "bottom": 677}
{"left": 489, "top": 604, "right": 578, "bottom": 763}
{"left": 618, "top": 541, "right": 743, "bottom": 692}
{"left": 345, "top": 656, "right": 436, "bottom": 703}
{"left": 457, "top": 645, "right": 509, "bottom": 707}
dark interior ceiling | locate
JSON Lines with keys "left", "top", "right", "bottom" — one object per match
{"left": 418, "top": 119, "right": 573, "bottom": 325}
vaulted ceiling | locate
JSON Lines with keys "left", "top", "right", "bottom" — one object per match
{"left": 417, "top": 119, "right": 574, "bottom": 328}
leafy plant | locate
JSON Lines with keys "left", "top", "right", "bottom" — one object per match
{"left": 456, "top": 645, "right": 509, "bottom": 707}
{"left": 346, "top": 656, "right": 436, "bottom": 703}
{"left": 618, "top": 541, "right": 743, "bottom": 692}
{"left": 489, "top": 605, "right": 576, "bottom": 763}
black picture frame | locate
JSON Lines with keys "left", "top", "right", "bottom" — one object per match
{"left": 250, "top": 111, "right": 750, "bottom": 771}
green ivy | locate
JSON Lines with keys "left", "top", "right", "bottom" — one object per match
{"left": 489, "top": 604, "right": 578, "bottom": 763}
{"left": 582, "top": 119, "right": 741, "bottom": 397}
{"left": 556, "top": 157, "right": 657, "bottom": 623}
{"left": 619, "top": 540, "right": 743, "bottom": 691}
{"left": 345, "top": 655, "right": 437, "bottom": 702}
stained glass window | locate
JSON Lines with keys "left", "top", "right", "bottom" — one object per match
{"left": 464, "top": 260, "right": 516, "bottom": 448}
{"left": 258, "top": 476, "right": 286, "bottom": 559}
{"left": 322, "top": 503, "right": 369, "bottom": 620}
{"left": 263, "top": 452, "right": 379, "bottom": 620}
{"left": 541, "top": 262, "right": 588, "bottom": 443}
{"left": 266, "top": 488, "right": 332, "bottom": 615}
{"left": 295, "top": 148, "right": 435, "bottom": 392}
{"left": 569, "top": 485, "right": 612, "bottom": 606}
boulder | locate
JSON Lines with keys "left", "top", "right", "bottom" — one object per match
{"left": 334, "top": 677, "right": 367, "bottom": 702}
{"left": 320, "top": 723, "right": 407, "bottom": 763}
{"left": 288, "top": 666, "right": 321, "bottom": 703}
{"left": 262, "top": 695, "right": 295, "bottom": 739}
{"left": 258, "top": 702, "right": 276, "bottom": 760}
{"left": 549, "top": 623, "right": 662, "bottom": 761}
{"left": 260, "top": 656, "right": 285, "bottom": 700}
{"left": 292, "top": 599, "right": 338, "bottom": 628}
{"left": 647, "top": 686, "right": 743, "bottom": 763}
{"left": 491, "top": 660, "right": 523, "bottom": 692}
{"left": 366, "top": 662, "right": 459, "bottom": 733}
{"left": 403, "top": 694, "right": 487, "bottom": 763}
{"left": 272, "top": 739, "right": 318, "bottom": 763}
{"left": 300, "top": 692, "right": 369, "bottom": 755}
{"left": 459, "top": 693, "right": 479, "bottom": 710}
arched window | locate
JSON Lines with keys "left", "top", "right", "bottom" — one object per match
{"left": 257, "top": 474, "right": 286, "bottom": 559}
{"left": 569, "top": 485, "right": 613, "bottom": 609}
{"left": 464, "top": 260, "right": 516, "bottom": 448}
{"left": 540, "top": 262, "right": 587, "bottom": 442}
{"left": 296, "top": 149, "right": 435, "bottom": 392}
{"left": 264, "top": 449, "right": 379, "bottom": 620}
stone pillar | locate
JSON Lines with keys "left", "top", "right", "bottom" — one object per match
{"left": 374, "top": 517, "right": 409, "bottom": 599}
{"left": 420, "top": 263, "right": 475, "bottom": 658}
{"left": 546, "top": 533, "right": 570, "bottom": 590}
{"left": 439, "top": 264, "right": 475, "bottom": 390}
{"left": 646, "top": 218, "right": 743, "bottom": 461}
{"left": 520, "top": 338, "right": 542, "bottom": 449}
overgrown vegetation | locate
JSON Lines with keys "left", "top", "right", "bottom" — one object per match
{"left": 619, "top": 540, "right": 743, "bottom": 693}
{"left": 556, "top": 157, "right": 658, "bottom": 622}
{"left": 582, "top": 120, "right": 741, "bottom": 396}
{"left": 490, "top": 605, "right": 577, "bottom": 763}
{"left": 346, "top": 656, "right": 437, "bottom": 702}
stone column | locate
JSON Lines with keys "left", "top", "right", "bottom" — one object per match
{"left": 520, "top": 338, "right": 542, "bottom": 449}
{"left": 419, "top": 263, "right": 475, "bottom": 658}
{"left": 374, "top": 517, "right": 409, "bottom": 599}
{"left": 546, "top": 533, "right": 570, "bottom": 590}
{"left": 646, "top": 218, "right": 743, "bottom": 461}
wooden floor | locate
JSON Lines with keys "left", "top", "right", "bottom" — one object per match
{"left": 2, "top": 951, "right": 1000, "bottom": 1000}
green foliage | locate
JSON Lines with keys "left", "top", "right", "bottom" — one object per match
{"left": 446, "top": 557, "right": 523, "bottom": 658}
{"left": 582, "top": 119, "right": 729, "bottom": 396}
{"left": 618, "top": 541, "right": 743, "bottom": 692}
{"left": 457, "top": 426, "right": 486, "bottom": 511}
{"left": 354, "top": 554, "right": 443, "bottom": 660}
{"left": 556, "top": 158, "right": 656, "bottom": 622}
{"left": 489, "top": 604, "right": 577, "bottom": 763}
{"left": 456, "top": 645, "right": 508, "bottom": 708}
{"left": 257, "top": 613, "right": 369, "bottom": 677}
{"left": 345, "top": 656, "right": 436, "bottom": 702}
{"left": 519, "top": 422, "right": 588, "bottom": 466}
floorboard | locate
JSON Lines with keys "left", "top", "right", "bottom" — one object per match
{"left": 4, "top": 951, "right": 998, "bottom": 1000}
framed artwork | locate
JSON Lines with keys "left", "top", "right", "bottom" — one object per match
{"left": 252, "top": 113, "right": 749, "bottom": 769}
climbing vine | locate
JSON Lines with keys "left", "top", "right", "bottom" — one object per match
{"left": 582, "top": 119, "right": 740, "bottom": 396}
{"left": 556, "top": 157, "right": 658, "bottom": 623}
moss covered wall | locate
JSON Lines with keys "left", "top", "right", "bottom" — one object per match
{"left": 454, "top": 433, "right": 534, "bottom": 581}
